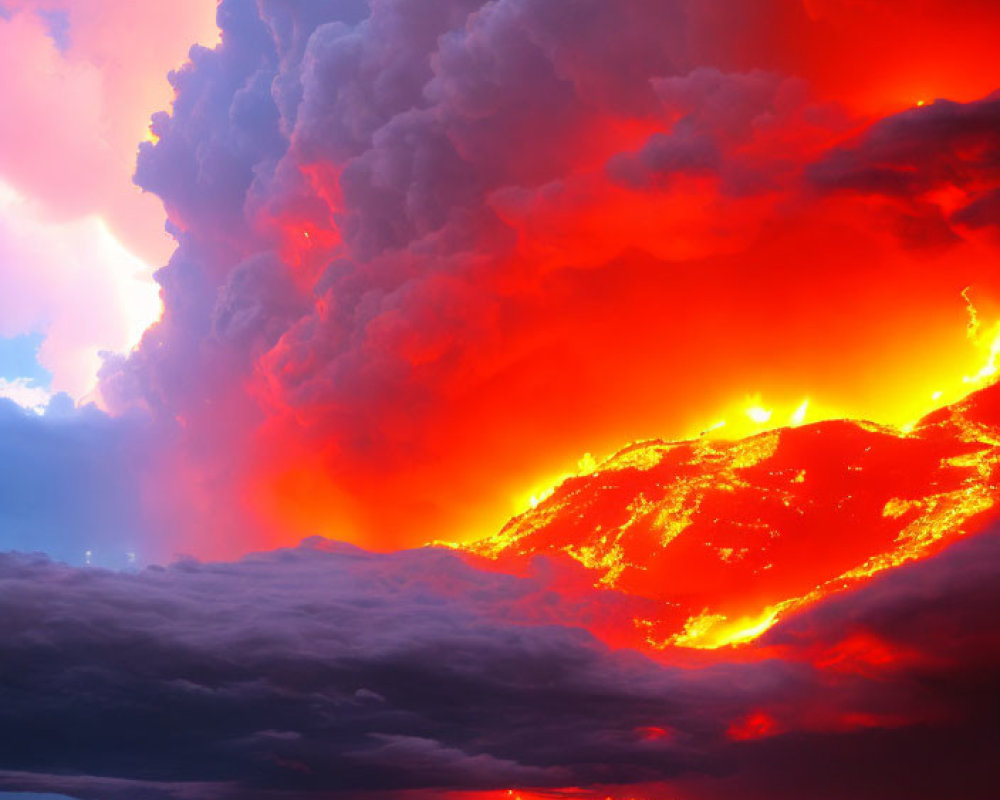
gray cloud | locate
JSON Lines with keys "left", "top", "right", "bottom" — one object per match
{"left": 0, "top": 531, "right": 998, "bottom": 798}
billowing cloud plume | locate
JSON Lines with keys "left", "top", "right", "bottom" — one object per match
{"left": 89, "top": 0, "right": 1000, "bottom": 558}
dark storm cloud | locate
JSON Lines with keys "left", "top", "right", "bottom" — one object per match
{"left": 796, "top": 93, "right": 1000, "bottom": 249}
{"left": 952, "top": 186, "right": 1000, "bottom": 231}
{"left": 93, "top": 0, "right": 705, "bottom": 549}
{"left": 807, "top": 93, "right": 1000, "bottom": 241}
{"left": 808, "top": 93, "right": 1000, "bottom": 197}
{"left": 0, "top": 532, "right": 998, "bottom": 799}
{"left": 0, "top": 542, "right": 744, "bottom": 799}
{"left": 766, "top": 526, "right": 1000, "bottom": 658}
{"left": 607, "top": 68, "right": 833, "bottom": 194}
{"left": 679, "top": 531, "right": 1000, "bottom": 800}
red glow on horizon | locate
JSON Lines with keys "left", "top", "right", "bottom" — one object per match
{"left": 635, "top": 725, "right": 674, "bottom": 742}
{"left": 445, "top": 789, "right": 666, "bottom": 800}
{"left": 811, "top": 631, "right": 926, "bottom": 676}
{"left": 727, "top": 710, "right": 779, "bottom": 741}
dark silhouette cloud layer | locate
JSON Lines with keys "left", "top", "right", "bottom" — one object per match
{"left": 0, "top": 532, "right": 998, "bottom": 799}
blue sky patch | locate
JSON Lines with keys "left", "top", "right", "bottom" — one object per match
{"left": 0, "top": 332, "right": 52, "bottom": 387}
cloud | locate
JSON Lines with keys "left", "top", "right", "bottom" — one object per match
{"left": 608, "top": 68, "right": 841, "bottom": 195}
{"left": 0, "top": 0, "right": 218, "bottom": 263}
{"left": 670, "top": 530, "right": 1000, "bottom": 800}
{"left": 102, "top": 0, "right": 703, "bottom": 550}
{"left": 0, "top": 542, "right": 718, "bottom": 798}
{"left": 806, "top": 93, "right": 1000, "bottom": 246}
{"left": 0, "top": 378, "right": 51, "bottom": 414}
{"left": 606, "top": 120, "right": 721, "bottom": 189}
{"left": 0, "top": 1, "right": 216, "bottom": 404}
{"left": 952, "top": 187, "right": 1000, "bottom": 232}
{"left": 84, "top": 0, "right": 1000, "bottom": 558}
{"left": 0, "top": 532, "right": 997, "bottom": 799}
{"left": 0, "top": 180, "right": 160, "bottom": 398}
{"left": 808, "top": 93, "right": 1000, "bottom": 196}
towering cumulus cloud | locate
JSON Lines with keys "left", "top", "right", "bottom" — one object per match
{"left": 93, "top": 0, "right": 1000, "bottom": 558}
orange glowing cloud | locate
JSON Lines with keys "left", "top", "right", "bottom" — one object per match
{"left": 93, "top": 0, "right": 1000, "bottom": 581}
{"left": 233, "top": 77, "right": 1000, "bottom": 556}
{"left": 727, "top": 710, "right": 780, "bottom": 741}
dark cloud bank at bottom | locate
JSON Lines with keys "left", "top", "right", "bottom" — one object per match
{"left": 0, "top": 532, "right": 997, "bottom": 800}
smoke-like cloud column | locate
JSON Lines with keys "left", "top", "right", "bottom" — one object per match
{"left": 90, "top": 0, "right": 1000, "bottom": 559}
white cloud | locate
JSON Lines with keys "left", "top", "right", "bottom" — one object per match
{"left": 0, "top": 377, "right": 51, "bottom": 414}
{"left": 0, "top": 179, "right": 162, "bottom": 399}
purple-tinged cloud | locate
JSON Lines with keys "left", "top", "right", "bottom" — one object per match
{"left": 0, "top": 531, "right": 997, "bottom": 799}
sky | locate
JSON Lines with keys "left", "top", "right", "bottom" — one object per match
{"left": 0, "top": 1, "right": 999, "bottom": 798}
